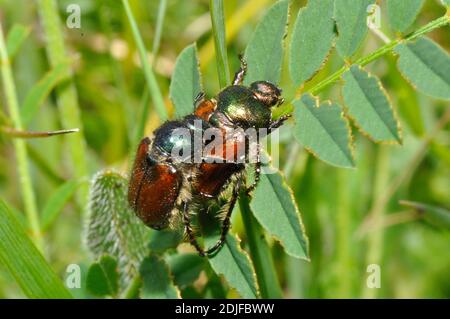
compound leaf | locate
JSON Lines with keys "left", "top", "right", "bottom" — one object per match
{"left": 342, "top": 65, "right": 401, "bottom": 143}
{"left": 166, "top": 253, "right": 206, "bottom": 288}
{"left": 244, "top": 0, "right": 289, "bottom": 85}
{"left": 169, "top": 44, "right": 202, "bottom": 118}
{"left": 387, "top": 0, "right": 425, "bottom": 33}
{"left": 293, "top": 94, "right": 354, "bottom": 168}
{"left": 85, "top": 170, "right": 149, "bottom": 289}
{"left": 394, "top": 37, "right": 450, "bottom": 100}
{"left": 289, "top": 0, "right": 335, "bottom": 86}
{"left": 86, "top": 255, "right": 119, "bottom": 297}
{"left": 334, "top": 0, "right": 375, "bottom": 59}
{"left": 251, "top": 169, "right": 309, "bottom": 259}
{"left": 140, "top": 254, "right": 180, "bottom": 299}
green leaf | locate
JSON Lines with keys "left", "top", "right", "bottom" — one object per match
{"left": 334, "top": 0, "right": 374, "bottom": 59}
{"left": 140, "top": 254, "right": 180, "bottom": 299}
{"left": 289, "top": 0, "right": 335, "bottom": 86}
{"left": 387, "top": 0, "right": 424, "bottom": 33}
{"left": 293, "top": 94, "right": 354, "bottom": 168}
{"left": 166, "top": 253, "right": 206, "bottom": 288}
{"left": 148, "top": 228, "right": 184, "bottom": 254}
{"left": 244, "top": 0, "right": 289, "bottom": 85}
{"left": 250, "top": 169, "right": 309, "bottom": 259}
{"left": 6, "top": 24, "right": 30, "bottom": 59}
{"left": 0, "top": 199, "right": 72, "bottom": 298}
{"left": 169, "top": 44, "right": 202, "bottom": 118}
{"left": 200, "top": 211, "right": 258, "bottom": 298}
{"left": 21, "top": 62, "right": 70, "bottom": 125}
{"left": 210, "top": 0, "right": 230, "bottom": 88}
{"left": 41, "top": 180, "right": 82, "bottom": 231}
{"left": 394, "top": 37, "right": 450, "bottom": 100}
{"left": 86, "top": 170, "right": 149, "bottom": 289}
{"left": 239, "top": 195, "right": 283, "bottom": 298}
{"left": 342, "top": 65, "right": 401, "bottom": 143}
{"left": 86, "top": 255, "right": 119, "bottom": 297}
{"left": 400, "top": 200, "right": 450, "bottom": 230}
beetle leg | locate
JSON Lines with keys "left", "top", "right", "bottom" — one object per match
{"left": 204, "top": 178, "right": 242, "bottom": 256}
{"left": 182, "top": 201, "right": 207, "bottom": 257}
{"left": 194, "top": 91, "right": 206, "bottom": 108}
{"left": 268, "top": 113, "right": 292, "bottom": 133}
{"left": 245, "top": 143, "right": 261, "bottom": 196}
{"left": 232, "top": 54, "right": 247, "bottom": 85}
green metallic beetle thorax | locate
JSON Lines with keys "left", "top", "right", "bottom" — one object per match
{"left": 210, "top": 85, "right": 272, "bottom": 130}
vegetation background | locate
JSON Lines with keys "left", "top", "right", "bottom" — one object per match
{"left": 0, "top": 0, "right": 449, "bottom": 298}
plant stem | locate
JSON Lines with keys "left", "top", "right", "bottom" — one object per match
{"left": 37, "top": 0, "right": 89, "bottom": 207}
{"left": 122, "top": 0, "right": 168, "bottom": 121}
{"left": 307, "top": 15, "right": 449, "bottom": 96}
{"left": 0, "top": 23, "right": 44, "bottom": 250}
{"left": 239, "top": 195, "right": 283, "bottom": 298}
{"left": 122, "top": 274, "right": 142, "bottom": 299}
{"left": 209, "top": 0, "right": 231, "bottom": 88}
{"left": 152, "top": 0, "right": 167, "bottom": 60}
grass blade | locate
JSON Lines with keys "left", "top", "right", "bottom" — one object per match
{"left": 5, "top": 24, "right": 30, "bottom": 59}
{"left": 122, "top": 0, "right": 168, "bottom": 120}
{"left": 0, "top": 199, "right": 72, "bottom": 298}
{"left": 209, "top": 0, "right": 230, "bottom": 88}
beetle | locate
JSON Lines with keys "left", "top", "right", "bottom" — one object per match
{"left": 128, "top": 57, "right": 289, "bottom": 256}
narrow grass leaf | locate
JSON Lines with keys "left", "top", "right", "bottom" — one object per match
{"left": 0, "top": 199, "right": 72, "bottom": 298}
{"left": 244, "top": 0, "right": 289, "bottom": 85}
{"left": 21, "top": 62, "right": 70, "bottom": 125}
{"left": 342, "top": 65, "right": 401, "bottom": 143}
{"left": 251, "top": 169, "right": 309, "bottom": 259}
{"left": 289, "top": 0, "right": 335, "bottom": 86}
{"left": 86, "top": 255, "right": 119, "bottom": 297}
{"left": 41, "top": 179, "right": 82, "bottom": 231}
{"left": 169, "top": 44, "right": 202, "bottom": 118}
{"left": 6, "top": 24, "right": 30, "bottom": 59}
{"left": 400, "top": 200, "right": 450, "bottom": 230}
{"left": 166, "top": 253, "right": 206, "bottom": 288}
{"left": 293, "top": 94, "right": 354, "bottom": 167}
{"left": 334, "top": 0, "right": 374, "bottom": 59}
{"left": 140, "top": 254, "right": 180, "bottom": 299}
{"left": 210, "top": 0, "right": 230, "bottom": 87}
{"left": 86, "top": 170, "right": 149, "bottom": 289}
{"left": 394, "top": 37, "right": 450, "bottom": 100}
{"left": 387, "top": 0, "right": 425, "bottom": 33}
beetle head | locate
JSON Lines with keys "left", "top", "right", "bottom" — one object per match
{"left": 250, "top": 81, "right": 284, "bottom": 107}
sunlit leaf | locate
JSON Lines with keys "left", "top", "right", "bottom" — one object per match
{"left": 86, "top": 255, "right": 119, "bottom": 297}
{"left": 244, "top": 0, "right": 289, "bottom": 85}
{"left": 293, "top": 94, "right": 354, "bottom": 168}
{"left": 394, "top": 37, "right": 450, "bottom": 100}
{"left": 5, "top": 24, "right": 30, "bottom": 59}
{"left": 334, "top": 0, "right": 375, "bottom": 59}
{"left": 251, "top": 169, "right": 309, "bottom": 259}
{"left": 387, "top": 0, "right": 424, "bottom": 33}
{"left": 166, "top": 253, "right": 206, "bottom": 288}
{"left": 85, "top": 170, "right": 149, "bottom": 289}
{"left": 41, "top": 179, "right": 83, "bottom": 231}
{"left": 289, "top": 0, "right": 335, "bottom": 86}
{"left": 169, "top": 44, "right": 202, "bottom": 118}
{"left": 0, "top": 199, "right": 72, "bottom": 298}
{"left": 140, "top": 254, "right": 180, "bottom": 299}
{"left": 21, "top": 62, "right": 71, "bottom": 125}
{"left": 342, "top": 65, "right": 401, "bottom": 143}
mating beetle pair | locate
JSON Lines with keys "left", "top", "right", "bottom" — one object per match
{"left": 128, "top": 58, "right": 288, "bottom": 256}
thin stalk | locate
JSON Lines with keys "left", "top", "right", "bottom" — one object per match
{"left": 0, "top": 24, "right": 43, "bottom": 250}
{"left": 37, "top": 0, "right": 89, "bottom": 207}
{"left": 362, "top": 146, "right": 390, "bottom": 299}
{"left": 122, "top": 0, "right": 168, "bottom": 121}
{"left": 239, "top": 195, "right": 283, "bottom": 299}
{"left": 209, "top": 0, "right": 231, "bottom": 88}
{"left": 1, "top": 127, "right": 78, "bottom": 138}
{"left": 151, "top": 0, "right": 167, "bottom": 60}
{"left": 306, "top": 15, "right": 449, "bottom": 97}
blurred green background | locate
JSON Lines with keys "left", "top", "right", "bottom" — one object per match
{"left": 0, "top": 0, "right": 449, "bottom": 298}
